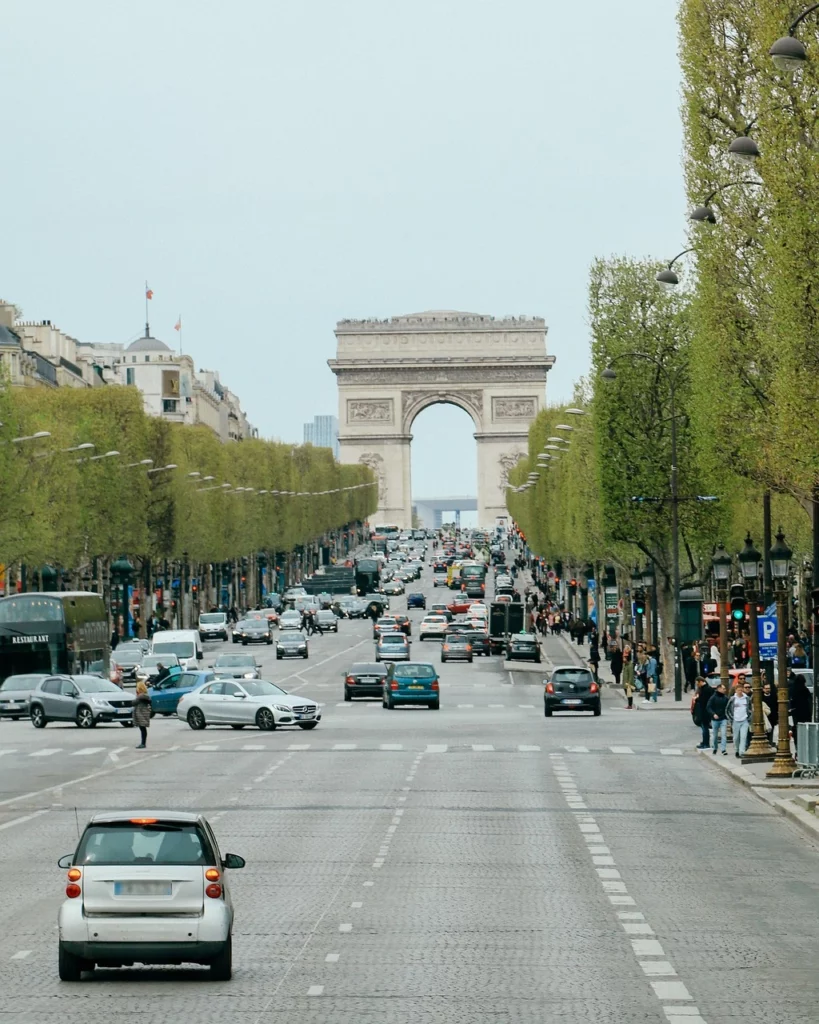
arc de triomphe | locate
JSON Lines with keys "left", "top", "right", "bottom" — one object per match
{"left": 329, "top": 311, "right": 554, "bottom": 528}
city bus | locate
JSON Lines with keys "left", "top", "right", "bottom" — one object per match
{"left": 0, "top": 592, "right": 110, "bottom": 684}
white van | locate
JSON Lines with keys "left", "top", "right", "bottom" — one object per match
{"left": 151, "top": 629, "right": 203, "bottom": 671}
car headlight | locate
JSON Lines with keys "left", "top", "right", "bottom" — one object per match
{"left": 243, "top": 672, "right": 256, "bottom": 679}
{"left": 273, "top": 704, "right": 291, "bottom": 712}
{"left": 90, "top": 697, "right": 110, "bottom": 707}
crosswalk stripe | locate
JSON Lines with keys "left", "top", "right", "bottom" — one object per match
{"left": 660, "top": 748, "right": 683, "bottom": 756}
{"left": 288, "top": 743, "right": 311, "bottom": 750}
{"left": 242, "top": 744, "right": 266, "bottom": 751}
{"left": 195, "top": 744, "right": 219, "bottom": 751}
{"left": 610, "top": 746, "right": 634, "bottom": 754}
{"left": 0, "top": 751, "right": 18, "bottom": 758}
{"left": 518, "top": 744, "right": 541, "bottom": 752}
{"left": 488, "top": 704, "right": 505, "bottom": 708}
{"left": 426, "top": 744, "right": 448, "bottom": 753}
{"left": 457, "top": 704, "right": 474, "bottom": 708}
{"left": 565, "top": 745, "right": 589, "bottom": 753}
{"left": 333, "top": 743, "right": 357, "bottom": 750}
{"left": 30, "top": 748, "right": 61, "bottom": 757}
{"left": 379, "top": 744, "right": 403, "bottom": 750}
{"left": 518, "top": 704, "right": 535, "bottom": 708}
{"left": 472, "top": 744, "right": 494, "bottom": 751}
{"left": 72, "top": 747, "right": 104, "bottom": 756}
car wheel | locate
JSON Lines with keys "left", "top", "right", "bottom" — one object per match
{"left": 58, "top": 943, "right": 85, "bottom": 982}
{"left": 121, "top": 721, "right": 134, "bottom": 728}
{"left": 230, "top": 724, "right": 246, "bottom": 730}
{"left": 386, "top": 697, "right": 395, "bottom": 709}
{"left": 302, "top": 652, "right": 309, "bottom": 660}
{"left": 187, "top": 707, "right": 207, "bottom": 730}
{"left": 256, "top": 707, "right": 276, "bottom": 731}
{"left": 441, "top": 656, "right": 447, "bottom": 663}
{"left": 242, "top": 639, "right": 248, "bottom": 646}
{"left": 276, "top": 653, "right": 282, "bottom": 660}
{"left": 428, "top": 701, "right": 440, "bottom": 710}
{"left": 344, "top": 688, "right": 352, "bottom": 702}
{"left": 11, "top": 715, "right": 20, "bottom": 721}
{"left": 593, "top": 704, "right": 602, "bottom": 717}
{"left": 76, "top": 706, "right": 96, "bottom": 729}
{"left": 544, "top": 703, "right": 552, "bottom": 717}
{"left": 468, "top": 656, "right": 473, "bottom": 663}
{"left": 30, "top": 705, "right": 47, "bottom": 728}
{"left": 266, "top": 638, "right": 273, "bottom": 645}
{"left": 209, "top": 934, "right": 232, "bottom": 981}
{"left": 299, "top": 722, "right": 318, "bottom": 730}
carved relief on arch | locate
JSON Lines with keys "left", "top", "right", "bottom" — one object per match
{"left": 401, "top": 389, "right": 483, "bottom": 432}
{"left": 498, "top": 450, "right": 525, "bottom": 489}
{"left": 358, "top": 452, "right": 387, "bottom": 505}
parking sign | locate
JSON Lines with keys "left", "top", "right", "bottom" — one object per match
{"left": 757, "top": 615, "right": 778, "bottom": 660}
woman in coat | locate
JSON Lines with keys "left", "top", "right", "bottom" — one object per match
{"left": 790, "top": 675, "right": 813, "bottom": 758}
{"left": 133, "top": 680, "right": 152, "bottom": 750}
{"left": 609, "top": 644, "right": 624, "bottom": 689}
{"left": 621, "top": 646, "right": 636, "bottom": 709}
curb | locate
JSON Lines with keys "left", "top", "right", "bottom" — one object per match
{"left": 698, "top": 749, "right": 819, "bottom": 844}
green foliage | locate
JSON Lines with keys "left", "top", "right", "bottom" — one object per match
{"left": 0, "top": 386, "right": 376, "bottom": 569}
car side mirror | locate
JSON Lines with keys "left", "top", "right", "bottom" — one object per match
{"left": 223, "top": 853, "right": 246, "bottom": 870}
{"left": 57, "top": 854, "right": 73, "bottom": 868}
{"left": 235, "top": 692, "right": 247, "bottom": 698}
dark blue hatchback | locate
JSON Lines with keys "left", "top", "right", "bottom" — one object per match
{"left": 406, "top": 592, "right": 426, "bottom": 610}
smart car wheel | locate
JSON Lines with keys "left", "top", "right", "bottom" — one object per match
{"left": 209, "top": 934, "right": 232, "bottom": 981}
{"left": 58, "top": 943, "right": 86, "bottom": 982}
{"left": 76, "top": 706, "right": 96, "bottom": 729}
{"left": 256, "top": 707, "right": 276, "bottom": 731}
{"left": 187, "top": 707, "right": 207, "bottom": 730}
{"left": 30, "top": 704, "right": 47, "bottom": 728}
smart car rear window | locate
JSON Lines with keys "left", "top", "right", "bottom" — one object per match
{"left": 75, "top": 823, "right": 214, "bottom": 865}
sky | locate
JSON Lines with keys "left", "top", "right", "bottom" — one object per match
{"left": 2, "top": 0, "right": 684, "bottom": 501}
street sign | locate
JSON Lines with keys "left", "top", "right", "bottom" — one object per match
{"left": 758, "top": 615, "right": 777, "bottom": 661}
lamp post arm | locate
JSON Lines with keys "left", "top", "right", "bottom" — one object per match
{"left": 790, "top": 3, "right": 819, "bottom": 34}
{"left": 701, "top": 180, "right": 764, "bottom": 205}
{"left": 666, "top": 248, "right": 695, "bottom": 270}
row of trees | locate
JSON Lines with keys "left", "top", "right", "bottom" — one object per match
{"left": 0, "top": 383, "right": 376, "bottom": 576}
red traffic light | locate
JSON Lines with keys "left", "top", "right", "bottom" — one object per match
{"left": 570, "top": 578, "right": 577, "bottom": 587}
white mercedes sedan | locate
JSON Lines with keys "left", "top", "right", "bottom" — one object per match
{"left": 177, "top": 679, "right": 321, "bottom": 731}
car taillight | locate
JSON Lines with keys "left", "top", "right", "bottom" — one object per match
{"left": 545, "top": 683, "right": 555, "bottom": 694}
{"left": 431, "top": 680, "right": 439, "bottom": 690}
{"left": 205, "top": 883, "right": 223, "bottom": 899}
{"left": 390, "top": 681, "right": 398, "bottom": 690}
{"left": 205, "top": 868, "right": 221, "bottom": 881}
{"left": 67, "top": 867, "right": 82, "bottom": 882}
{"left": 590, "top": 682, "right": 599, "bottom": 693}
{"left": 65, "top": 883, "right": 82, "bottom": 898}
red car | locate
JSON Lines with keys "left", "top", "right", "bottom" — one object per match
{"left": 447, "top": 597, "right": 479, "bottom": 615}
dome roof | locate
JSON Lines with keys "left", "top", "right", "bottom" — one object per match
{"left": 126, "top": 333, "right": 171, "bottom": 353}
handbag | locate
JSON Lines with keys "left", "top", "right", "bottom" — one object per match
{"left": 647, "top": 680, "right": 657, "bottom": 694}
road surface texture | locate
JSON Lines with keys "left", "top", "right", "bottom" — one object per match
{"left": 1, "top": 558, "right": 817, "bottom": 1024}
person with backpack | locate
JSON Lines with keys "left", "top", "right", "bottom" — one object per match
{"left": 706, "top": 681, "right": 729, "bottom": 755}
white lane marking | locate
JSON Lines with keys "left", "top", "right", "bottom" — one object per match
{"left": 350, "top": 901, "right": 363, "bottom": 908}
{"left": 0, "top": 809, "right": 50, "bottom": 831}
{"left": 472, "top": 744, "right": 494, "bottom": 751}
{"left": 195, "top": 744, "right": 219, "bottom": 751}
{"left": 632, "top": 939, "right": 665, "bottom": 957}
{"left": 242, "top": 744, "right": 266, "bottom": 750}
{"left": 30, "top": 748, "right": 61, "bottom": 757}
{"left": 332, "top": 744, "right": 357, "bottom": 750}
{"left": 610, "top": 746, "right": 634, "bottom": 754}
{"left": 641, "top": 961, "right": 677, "bottom": 976}
{"left": 517, "top": 704, "right": 535, "bottom": 708}
{"left": 393, "top": 808, "right": 404, "bottom": 816}
{"left": 565, "top": 745, "right": 589, "bottom": 752}
{"left": 609, "top": 895, "right": 637, "bottom": 905}
{"left": 288, "top": 743, "right": 310, "bottom": 750}
{"left": 488, "top": 703, "right": 504, "bottom": 708}
{"left": 11, "top": 950, "right": 32, "bottom": 960}
{"left": 307, "top": 985, "right": 324, "bottom": 996}
{"left": 379, "top": 744, "right": 403, "bottom": 750}
{"left": 108, "top": 746, "right": 126, "bottom": 762}
{"left": 72, "top": 747, "right": 105, "bottom": 756}
{"left": 602, "top": 880, "right": 627, "bottom": 892}
{"left": 518, "top": 744, "right": 541, "bottom": 751}
{"left": 617, "top": 913, "right": 644, "bottom": 921}
{"left": 579, "top": 824, "right": 600, "bottom": 833}
{"left": 660, "top": 748, "right": 683, "bottom": 756}
{"left": 0, "top": 750, "right": 18, "bottom": 758}
{"left": 596, "top": 868, "right": 621, "bottom": 879}
{"left": 623, "top": 922, "right": 655, "bottom": 935}
{"left": 662, "top": 1010, "right": 703, "bottom": 1018}
{"left": 457, "top": 703, "right": 474, "bottom": 708}
{"left": 651, "top": 982, "right": 692, "bottom": 1001}
{"left": 592, "top": 855, "right": 615, "bottom": 866}
{"left": 338, "top": 923, "right": 352, "bottom": 932}
{"left": 426, "top": 744, "right": 447, "bottom": 753}
{"left": 362, "top": 880, "right": 374, "bottom": 887}
{"left": 325, "top": 953, "right": 340, "bottom": 962}
{"left": 588, "top": 846, "right": 610, "bottom": 855}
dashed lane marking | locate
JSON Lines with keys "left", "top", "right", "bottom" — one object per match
{"left": 0, "top": 810, "right": 50, "bottom": 831}
{"left": 72, "top": 747, "right": 105, "bottom": 756}
{"left": 29, "top": 748, "right": 61, "bottom": 757}
{"left": 610, "top": 746, "right": 634, "bottom": 754}
{"left": 11, "top": 950, "right": 32, "bottom": 960}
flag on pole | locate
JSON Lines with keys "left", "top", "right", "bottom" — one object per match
{"left": 145, "top": 285, "right": 154, "bottom": 300}
{"left": 174, "top": 317, "right": 182, "bottom": 331}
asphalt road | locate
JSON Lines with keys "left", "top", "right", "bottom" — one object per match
{"left": 1, "top": 555, "right": 818, "bottom": 1023}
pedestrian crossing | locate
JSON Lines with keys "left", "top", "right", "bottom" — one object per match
{"left": 0, "top": 742, "right": 691, "bottom": 759}
{"left": 335, "top": 702, "right": 540, "bottom": 709}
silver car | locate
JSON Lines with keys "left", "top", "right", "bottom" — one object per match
{"left": 177, "top": 679, "right": 322, "bottom": 731}
{"left": 375, "top": 631, "right": 411, "bottom": 662}
{"left": 30, "top": 675, "right": 135, "bottom": 729}
{"left": 57, "top": 811, "right": 245, "bottom": 980}
{"left": 0, "top": 673, "right": 48, "bottom": 720}
{"left": 211, "top": 654, "right": 261, "bottom": 680}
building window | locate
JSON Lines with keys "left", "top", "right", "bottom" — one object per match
{"left": 163, "top": 399, "right": 178, "bottom": 413}
{"left": 132, "top": 356, "right": 137, "bottom": 363}
{"left": 126, "top": 368, "right": 135, "bottom": 385}
{"left": 145, "top": 355, "right": 150, "bottom": 362}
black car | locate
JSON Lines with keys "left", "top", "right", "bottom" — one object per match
{"left": 507, "top": 632, "right": 542, "bottom": 663}
{"left": 464, "top": 630, "right": 490, "bottom": 657}
{"left": 544, "top": 666, "right": 601, "bottom": 716}
{"left": 235, "top": 618, "right": 273, "bottom": 645}
{"left": 316, "top": 609, "right": 339, "bottom": 633}
{"left": 277, "top": 633, "right": 309, "bottom": 660}
{"left": 344, "top": 662, "right": 388, "bottom": 700}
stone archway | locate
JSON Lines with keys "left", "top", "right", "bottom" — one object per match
{"left": 329, "top": 310, "right": 555, "bottom": 528}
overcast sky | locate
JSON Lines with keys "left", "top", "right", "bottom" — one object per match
{"left": 3, "top": 1, "right": 683, "bottom": 505}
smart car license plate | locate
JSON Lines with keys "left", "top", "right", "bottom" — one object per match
{"left": 562, "top": 699, "right": 582, "bottom": 705}
{"left": 114, "top": 881, "right": 172, "bottom": 896}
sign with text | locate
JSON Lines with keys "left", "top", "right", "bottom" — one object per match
{"left": 757, "top": 615, "right": 777, "bottom": 660}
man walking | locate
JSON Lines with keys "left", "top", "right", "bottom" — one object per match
{"left": 727, "top": 680, "right": 751, "bottom": 758}
{"left": 609, "top": 644, "right": 623, "bottom": 690}
{"left": 694, "top": 676, "right": 715, "bottom": 749}
{"left": 707, "top": 681, "right": 729, "bottom": 755}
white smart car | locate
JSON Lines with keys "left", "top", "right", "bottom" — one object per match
{"left": 177, "top": 678, "right": 321, "bottom": 730}
{"left": 419, "top": 614, "right": 450, "bottom": 641}
{"left": 57, "top": 811, "right": 245, "bottom": 980}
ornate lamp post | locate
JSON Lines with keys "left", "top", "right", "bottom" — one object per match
{"left": 738, "top": 534, "right": 775, "bottom": 761}
{"left": 712, "top": 544, "right": 732, "bottom": 697}
{"left": 631, "top": 565, "right": 643, "bottom": 646}
{"left": 110, "top": 556, "right": 135, "bottom": 642}
{"left": 642, "top": 562, "right": 656, "bottom": 645}
{"left": 767, "top": 528, "right": 796, "bottom": 776}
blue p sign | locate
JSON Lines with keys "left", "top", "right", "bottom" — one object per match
{"left": 757, "top": 616, "right": 777, "bottom": 645}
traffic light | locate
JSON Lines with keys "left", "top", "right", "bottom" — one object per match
{"left": 634, "top": 589, "right": 646, "bottom": 617}
{"left": 730, "top": 583, "right": 746, "bottom": 625}
{"left": 570, "top": 578, "right": 577, "bottom": 588}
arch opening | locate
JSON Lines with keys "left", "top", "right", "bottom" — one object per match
{"left": 410, "top": 403, "right": 477, "bottom": 530}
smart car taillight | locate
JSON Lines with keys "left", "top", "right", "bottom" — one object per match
{"left": 65, "top": 883, "right": 81, "bottom": 899}
{"left": 205, "top": 868, "right": 221, "bottom": 882}
{"left": 205, "top": 883, "right": 223, "bottom": 899}
{"left": 67, "top": 868, "right": 82, "bottom": 882}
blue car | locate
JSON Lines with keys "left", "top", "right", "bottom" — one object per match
{"left": 406, "top": 592, "right": 426, "bottom": 610}
{"left": 383, "top": 662, "right": 440, "bottom": 710}
{"left": 149, "top": 670, "right": 216, "bottom": 716}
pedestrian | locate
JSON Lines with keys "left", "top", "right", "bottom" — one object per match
{"left": 707, "top": 681, "right": 729, "bottom": 755}
{"left": 110, "top": 628, "right": 119, "bottom": 652}
{"left": 153, "top": 662, "right": 170, "bottom": 687}
{"left": 133, "top": 681, "right": 151, "bottom": 749}
{"left": 790, "top": 642, "right": 808, "bottom": 669}
{"left": 636, "top": 650, "right": 649, "bottom": 700}
{"left": 683, "top": 645, "right": 698, "bottom": 693}
{"left": 609, "top": 644, "right": 623, "bottom": 689}
{"left": 709, "top": 640, "right": 721, "bottom": 673}
{"left": 761, "top": 680, "right": 778, "bottom": 746}
{"left": 693, "top": 676, "right": 715, "bottom": 749}
{"left": 313, "top": 610, "right": 324, "bottom": 635}
{"left": 601, "top": 631, "right": 609, "bottom": 659}
{"left": 589, "top": 641, "right": 600, "bottom": 684}
{"left": 790, "top": 674, "right": 813, "bottom": 759}
{"left": 622, "top": 646, "right": 635, "bottom": 709}
{"left": 646, "top": 648, "right": 659, "bottom": 703}
{"left": 727, "top": 680, "right": 751, "bottom": 758}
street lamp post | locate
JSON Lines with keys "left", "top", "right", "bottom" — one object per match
{"left": 712, "top": 544, "right": 732, "bottom": 697}
{"left": 642, "top": 563, "right": 656, "bottom": 645}
{"left": 767, "top": 528, "right": 797, "bottom": 777}
{"left": 630, "top": 565, "right": 643, "bottom": 646}
{"left": 738, "top": 534, "right": 775, "bottom": 762}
